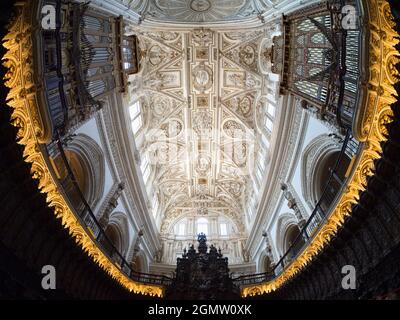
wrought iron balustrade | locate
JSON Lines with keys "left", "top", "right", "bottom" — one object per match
{"left": 44, "top": 136, "right": 173, "bottom": 288}
{"left": 233, "top": 129, "right": 360, "bottom": 287}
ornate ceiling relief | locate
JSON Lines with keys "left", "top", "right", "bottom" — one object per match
{"left": 130, "top": 25, "right": 277, "bottom": 260}
{"left": 146, "top": 0, "right": 259, "bottom": 23}
{"left": 139, "top": 32, "right": 185, "bottom": 101}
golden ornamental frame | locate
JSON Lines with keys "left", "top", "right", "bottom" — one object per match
{"left": 1, "top": 0, "right": 399, "bottom": 299}
{"left": 2, "top": 1, "right": 164, "bottom": 298}
{"left": 242, "top": 0, "right": 400, "bottom": 297}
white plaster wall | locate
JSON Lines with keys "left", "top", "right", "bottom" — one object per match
{"left": 75, "top": 117, "right": 115, "bottom": 214}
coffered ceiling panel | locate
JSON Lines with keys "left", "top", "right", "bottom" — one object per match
{"left": 134, "top": 26, "right": 275, "bottom": 235}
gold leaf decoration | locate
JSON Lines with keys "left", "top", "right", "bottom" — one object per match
{"left": 242, "top": 0, "right": 399, "bottom": 297}
{"left": 2, "top": 1, "right": 164, "bottom": 298}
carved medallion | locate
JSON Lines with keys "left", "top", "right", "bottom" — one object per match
{"left": 148, "top": 45, "right": 164, "bottom": 66}
{"left": 193, "top": 111, "right": 213, "bottom": 138}
{"left": 190, "top": 0, "right": 211, "bottom": 12}
{"left": 223, "top": 120, "right": 245, "bottom": 138}
{"left": 160, "top": 119, "right": 183, "bottom": 138}
{"left": 193, "top": 65, "right": 213, "bottom": 91}
{"left": 151, "top": 96, "right": 172, "bottom": 117}
{"left": 239, "top": 44, "right": 256, "bottom": 66}
{"left": 196, "top": 154, "right": 211, "bottom": 176}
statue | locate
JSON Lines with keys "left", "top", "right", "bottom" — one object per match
{"left": 262, "top": 231, "right": 273, "bottom": 259}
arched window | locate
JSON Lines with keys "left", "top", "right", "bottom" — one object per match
{"left": 196, "top": 218, "right": 208, "bottom": 235}
{"left": 261, "top": 133, "right": 270, "bottom": 149}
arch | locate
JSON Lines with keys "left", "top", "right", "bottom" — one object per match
{"left": 257, "top": 251, "right": 274, "bottom": 273}
{"left": 132, "top": 251, "right": 149, "bottom": 273}
{"left": 262, "top": 255, "right": 273, "bottom": 273}
{"left": 103, "top": 224, "right": 122, "bottom": 254}
{"left": 300, "top": 134, "right": 342, "bottom": 210}
{"left": 52, "top": 149, "right": 88, "bottom": 210}
{"left": 275, "top": 212, "right": 299, "bottom": 257}
{"left": 314, "top": 150, "right": 351, "bottom": 211}
{"left": 301, "top": 134, "right": 352, "bottom": 212}
{"left": 282, "top": 224, "right": 303, "bottom": 254}
{"left": 52, "top": 134, "right": 105, "bottom": 211}
{"left": 108, "top": 211, "right": 130, "bottom": 256}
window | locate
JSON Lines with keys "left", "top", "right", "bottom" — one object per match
{"left": 152, "top": 193, "right": 159, "bottom": 218}
{"left": 220, "top": 223, "right": 228, "bottom": 236}
{"left": 121, "top": 37, "right": 138, "bottom": 74}
{"left": 256, "top": 163, "right": 263, "bottom": 184}
{"left": 257, "top": 157, "right": 265, "bottom": 178}
{"left": 197, "top": 218, "right": 208, "bottom": 235}
{"left": 177, "top": 223, "right": 185, "bottom": 236}
{"left": 267, "top": 103, "right": 276, "bottom": 117}
{"left": 140, "top": 153, "right": 150, "bottom": 183}
{"left": 129, "top": 101, "right": 142, "bottom": 135}
{"left": 261, "top": 134, "right": 270, "bottom": 149}
{"left": 259, "top": 153, "right": 266, "bottom": 168}
{"left": 265, "top": 118, "right": 273, "bottom": 132}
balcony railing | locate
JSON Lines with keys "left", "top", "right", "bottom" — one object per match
{"left": 233, "top": 1, "right": 363, "bottom": 289}
{"left": 44, "top": 135, "right": 173, "bottom": 288}
{"left": 233, "top": 129, "right": 360, "bottom": 287}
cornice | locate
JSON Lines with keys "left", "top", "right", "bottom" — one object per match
{"left": 102, "top": 93, "right": 161, "bottom": 255}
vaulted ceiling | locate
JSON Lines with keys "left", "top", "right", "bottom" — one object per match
{"left": 88, "top": 0, "right": 279, "bottom": 26}
{"left": 131, "top": 26, "right": 278, "bottom": 235}
{"left": 145, "top": 0, "right": 261, "bottom": 23}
